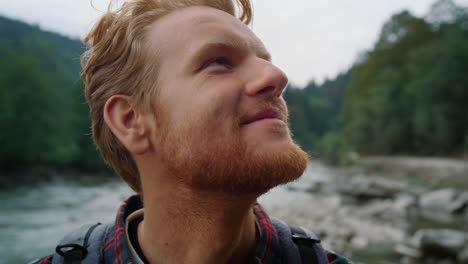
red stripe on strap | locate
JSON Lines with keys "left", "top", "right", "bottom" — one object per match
{"left": 326, "top": 252, "right": 334, "bottom": 264}
{"left": 39, "top": 256, "right": 52, "bottom": 264}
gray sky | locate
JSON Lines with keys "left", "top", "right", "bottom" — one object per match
{"left": 0, "top": 0, "right": 467, "bottom": 86}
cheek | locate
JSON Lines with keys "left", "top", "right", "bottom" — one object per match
{"left": 207, "top": 84, "right": 242, "bottom": 113}
{"left": 160, "top": 77, "right": 243, "bottom": 133}
{"left": 207, "top": 93, "right": 242, "bottom": 132}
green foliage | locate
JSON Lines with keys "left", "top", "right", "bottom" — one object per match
{"left": 406, "top": 25, "right": 468, "bottom": 154}
{"left": 0, "top": 16, "right": 106, "bottom": 180}
{"left": 284, "top": 70, "right": 351, "bottom": 154}
{"left": 316, "top": 132, "right": 351, "bottom": 165}
{"left": 0, "top": 54, "right": 58, "bottom": 167}
{"left": 286, "top": 0, "right": 468, "bottom": 163}
{"left": 341, "top": 0, "right": 468, "bottom": 157}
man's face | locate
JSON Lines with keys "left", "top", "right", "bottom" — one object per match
{"left": 146, "top": 6, "right": 308, "bottom": 195}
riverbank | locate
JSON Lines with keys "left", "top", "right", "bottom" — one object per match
{"left": 352, "top": 156, "right": 468, "bottom": 191}
{"left": 263, "top": 156, "right": 468, "bottom": 264}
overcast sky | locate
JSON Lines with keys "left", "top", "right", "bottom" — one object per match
{"left": 0, "top": 0, "right": 467, "bottom": 86}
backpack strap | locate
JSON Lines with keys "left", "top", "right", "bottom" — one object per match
{"left": 52, "top": 222, "right": 111, "bottom": 264}
{"left": 291, "top": 225, "right": 329, "bottom": 264}
{"left": 271, "top": 217, "right": 329, "bottom": 264}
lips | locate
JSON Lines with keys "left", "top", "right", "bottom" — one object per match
{"left": 241, "top": 108, "right": 283, "bottom": 126}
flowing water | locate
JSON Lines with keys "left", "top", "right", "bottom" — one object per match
{"left": 2, "top": 160, "right": 465, "bottom": 264}
{"left": 0, "top": 161, "right": 335, "bottom": 264}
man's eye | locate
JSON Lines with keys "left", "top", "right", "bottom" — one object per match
{"left": 205, "top": 57, "right": 232, "bottom": 69}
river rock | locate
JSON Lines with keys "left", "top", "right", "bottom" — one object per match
{"left": 418, "top": 189, "right": 460, "bottom": 222}
{"left": 416, "top": 229, "right": 468, "bottom": 257}
{"left": 359, "top": 196, "right": 414, "bottom": 223}
{"left": 394, "top": 242, "right": 422, "bottom": 259}
{"left": 394, "top": 194, "right": 417, "bottom": 213}
{"left": 419, "top": 189, "right": 457, "bottom": 211}
{"left": 450, "top": 191, "right": 468, "bottom": 214}
{"left": 395, "top": 230, "right": 425, "bottom": 259}
{"left": 339, "top": 175, "right": 405, "bottom": 200}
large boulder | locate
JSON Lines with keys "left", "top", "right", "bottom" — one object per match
{"left": 418, "top": 189, "right": 459, "bottom": 222}
{"left": 397, "top": 229, "right": 468, "bottom": 263}
{"left": 419, "top": 189, "right": 457, "bottom": 212}
{"left": 416, "top": 229, "right": 468, "bottom": 257}
{"left": 418, "top": 189, "right": 468, "bottom": 222}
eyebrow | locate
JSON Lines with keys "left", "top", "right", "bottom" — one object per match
{"left": 189, "top": 39, "right": 272, "bottom": 67}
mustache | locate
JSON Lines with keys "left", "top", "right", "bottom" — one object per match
{"left": 239, "top": 97, "right": 289, "bottom": 125}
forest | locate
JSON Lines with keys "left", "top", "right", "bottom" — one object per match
{"left": 0, "top": 16, "right": 106, "bottom": 186}
{"left": 1, "top": 0, "right": 467, "bottom": 187}
{"left": 285, "top": 0, "right": 468, "bottom": 164}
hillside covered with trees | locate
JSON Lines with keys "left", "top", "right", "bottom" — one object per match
{"left": 0, "top": 16, "right": 105, "bottom": 187}
{"left": 286, "top": 0, "right": 468, "bottom": 163}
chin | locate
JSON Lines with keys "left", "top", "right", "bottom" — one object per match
{"left": 158, "top": 118, "right": 308, "bottom": 196}
{"left": 224, "top": 141, "right": 309, "bottom": 196}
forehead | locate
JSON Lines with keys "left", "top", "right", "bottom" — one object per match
{"left": 146, "top": 6, "right": 268, "bottom": 66}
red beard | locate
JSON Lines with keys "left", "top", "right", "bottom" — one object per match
{"left": 155, "top": 97, "right": 309, "bottom": 196}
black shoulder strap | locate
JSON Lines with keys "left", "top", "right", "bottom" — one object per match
{"left": 53, "top": 218, "right": 327, "bottom": 264}
{"left": 270, "top": 217, "right": 328, "bottom": 264}
{"left": 290, "top": 225, "right": 326, "bottom": 264}
{"left": 52, "top": 222, "right": 111, "bottom": 264}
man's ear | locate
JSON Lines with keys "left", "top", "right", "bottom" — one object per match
{"left": 103, "top": 95, "right": 151, "bottom": 155}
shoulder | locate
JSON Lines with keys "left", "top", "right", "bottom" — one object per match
{"left": 324, "top": 249, "right": 356, "bottom": 264}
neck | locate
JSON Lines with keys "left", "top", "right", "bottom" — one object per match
{"left": 138, "top": 174, "right": 259, "bottom": 264}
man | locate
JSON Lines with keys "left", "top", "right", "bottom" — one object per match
{"left": 32, "top": 0, "right": 354, "bottom": 263}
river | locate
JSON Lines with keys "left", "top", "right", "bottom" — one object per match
{"left": 0, "top": 161, "right": 336, "bottom": 264}
{"left": 2, "top": 159, "right": 467, "bottom": 264}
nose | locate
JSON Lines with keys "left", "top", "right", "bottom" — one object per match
{"left": 244, "top": 58, "right": 288, "bottom": 98}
